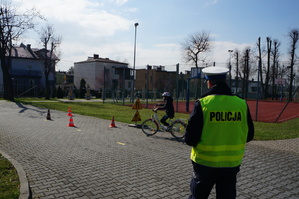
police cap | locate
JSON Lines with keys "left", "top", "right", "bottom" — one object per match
{"left": 202, "top": 66, "right": 229, "bottom": 80}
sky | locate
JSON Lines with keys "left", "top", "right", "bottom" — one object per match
{"left": 16, "top": 0, "right": 299, "bottom": 73}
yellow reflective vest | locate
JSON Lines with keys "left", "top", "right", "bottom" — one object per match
{"left": 190, "top": 95, "right": 249, "bottom": 168}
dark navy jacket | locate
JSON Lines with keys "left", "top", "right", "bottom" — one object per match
{"left": 157, "top": 96, "right": 175, "bottom": 117}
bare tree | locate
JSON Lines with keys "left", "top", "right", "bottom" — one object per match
{"left": 182, "top": 30, "right": 212, "bottom": 68}
{"left": 239, "top": 47, "right": 253, "bottom": 98}
{"left": 264, "top": 37, "right": 272, "bottom": 98}
{"left": 287, "top": 29, "right": 299, "bottom": 101}
{"left": 182, "top": 30, "right": 212, "bottom": 98}
{"left": 233, "top": 49, "right": 240, "bottom": 94}
{"left": 0, "top": 1, "right": 42, "bottom": 100}
{"left": 256, "top": 37, "right": 265, "bottom": 99}
{"left": 39, "top": 24, "right": 62, "bottom": 99}
{"left": 271, "top": 39, "right": 280, "bottom": 99}
{"left": 67, "top": 66, "right": 74, "bottom": 74}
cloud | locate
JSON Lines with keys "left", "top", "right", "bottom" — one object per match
{"left": 208, "top": 41, "right": 253, "bottom": 65}
{"left": 76, "top": 11, "right": 132, "bottom": 37}
{"left": 17, "top": 0, "right": 135, "bottom": 71}
{"left": 21, "top": 0, "right": 132, "bottom": 36}
{"left": 16, "top": 0, "right": 260, "bottom": 73}
{"left": 203, "top": 0, "right": 218, "bottom": 7}
{"left": 136, "top": 43, "right": 181, "bottom": 67}
{"left": 108, "top": 0, "right": 129, "bottom": 6}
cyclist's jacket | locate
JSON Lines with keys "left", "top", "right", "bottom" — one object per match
{"left": 157, "top": 96, "right": 175, "bottom": 117}
{"left": 185, "top": 82, "right": 254, "bottom": 168}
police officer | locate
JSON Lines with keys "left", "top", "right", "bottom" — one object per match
{"left": 154, "top": 92, "right": 175, "bottom": 128}
{"left": 185, "top": 66, "right": 254, "bottom": 199}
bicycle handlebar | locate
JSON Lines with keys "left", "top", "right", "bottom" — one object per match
{"left": 152, "top": 108, "right": 158, "bottom": 113}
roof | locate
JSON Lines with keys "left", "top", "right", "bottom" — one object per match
{"left": 10, "top": 45, "right": 37, "bottom": 59}
{"left": 9, "top": 43, "right": 59, "bottom": 60}
{"left": 75, "top": 57, "right": 128, "bottom": 66}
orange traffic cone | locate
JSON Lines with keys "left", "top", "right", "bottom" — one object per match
{"left": 67, "top": 107, "right": 73, "bottom": 116}
{"left": 109, "top": 116, "right": 117, "bottom": 128}
{"left": 46, "top": 109, "right": 51, "bottom": 120}
{"left": 68, "top": 116, "right": 75, "bottom": 127}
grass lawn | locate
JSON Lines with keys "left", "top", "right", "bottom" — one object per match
{"left": 1, "top": 97, "right": 299, "bottom": 197}
{"left": 0, "top": 154, "right": 20, "bottom": 199}
{"left": 14, "top": 98, "right": 299, "bottom": 141}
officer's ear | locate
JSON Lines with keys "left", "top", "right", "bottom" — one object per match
{"left": 207, "top": 80, "right": 213, "bottom": 88}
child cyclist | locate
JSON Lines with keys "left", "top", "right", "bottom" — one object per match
{"left": 153, "top": 92, "right": 175, "bottom": 130}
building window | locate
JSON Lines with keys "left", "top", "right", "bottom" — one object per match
{"left": 128, "top": 81, "right": 131, "bottom": 89}
{"left": 29, "top": 79, "right": 35, "bottom": 86}
{"left": 251, "top": 87, "right": 257, "bottom": 92}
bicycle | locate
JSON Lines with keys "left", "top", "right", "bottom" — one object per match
{"left": 141, "top": 108, "right": 187, "bottom": 139}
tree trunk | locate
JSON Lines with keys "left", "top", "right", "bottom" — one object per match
{"left": 44, "top": 39, "right": 50, "bottom": 99}
{"left": 265, "top": 37, "right": 272, "bottom": 99}
{"left": 257, "top": 37, "right": 265, "bottom": 99}
{"left": 235, "top": 52, "right": 239, "bottom": 95}
{"left": 45, "top": 70, "right": 50, "bottom": 99}
{"left": 0, "top": 50, "right": 14, "bottom": 101}
{"left": 288, "top": 30, "right": 298, "bottom": 101}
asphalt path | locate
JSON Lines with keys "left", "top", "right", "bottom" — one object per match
{"left": 0, "top": 101, "right": 298, "bottom": 199}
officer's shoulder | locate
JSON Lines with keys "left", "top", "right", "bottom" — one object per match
{"left": 234, "top": 94, "right": 245, "bottom": 100}
{"left": 194, "top": 99, "right": 201, "bottom": 106}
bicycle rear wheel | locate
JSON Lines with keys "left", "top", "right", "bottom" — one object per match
{"left": 170, "top": 120, "right": 186, "bottom": 139}
{"left": 141, "top": 119, "right": 159, "bottom": 136}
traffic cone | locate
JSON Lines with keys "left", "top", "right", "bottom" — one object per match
{"left": 67, "top": 107, "right": 73, "bottom": 116}
{"left": 109, "top": 116, "right": 117, "bottom": 128}
{"left": 46, "top": 109, "right": 51, "bottom": 120}
{"left": 68, "top": 115, "right": 75, "bottom": 127}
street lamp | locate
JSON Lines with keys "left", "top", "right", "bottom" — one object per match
{"left": 131, "top": 22, "right": 139, "bottom": 103}
{"left": 228, "top": 50, "right": 233, "bottom": 88}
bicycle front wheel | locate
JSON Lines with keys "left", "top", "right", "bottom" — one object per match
{"left": 141, "top": 119, "right": 159, "bottom": 136}
{"left": 170, "top": 120, "right": 187, "bottom": 139}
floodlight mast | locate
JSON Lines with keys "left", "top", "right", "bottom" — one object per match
{"left": 228, "top": 50, "right": 233, "bottom": 88}
{"left": 131, "top": 23, "right": 139, "bottom": 103}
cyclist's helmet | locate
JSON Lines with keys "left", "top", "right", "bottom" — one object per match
{"left": 162, "top": 92, "right": 170, "bottom": 97}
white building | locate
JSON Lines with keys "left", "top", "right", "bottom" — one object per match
{"left": 74, "top": 54, "right": 131, "bottom": 96}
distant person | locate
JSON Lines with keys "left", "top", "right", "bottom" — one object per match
{"left": 185, "top": 66, "right": 254, "bottom": 199}
{"left": 153, "top": 92, "right": 175, "bottom": 129}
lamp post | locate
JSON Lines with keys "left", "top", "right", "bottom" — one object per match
{"left": 228, "top": 49, "right": 233, "bottom": 89}
{"left": 131, "top": 22, "right": 139, "bottom": 103}
{"left": 235, "top": 51, "right": 239, "bottom": 94}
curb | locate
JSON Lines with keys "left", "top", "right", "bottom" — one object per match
{"left": 0, "top": 149, "right": 30, "bottom": 199}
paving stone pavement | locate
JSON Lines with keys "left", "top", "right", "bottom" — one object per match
{"left": 0, "top": 101, "right": 298, "bottom": 199}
